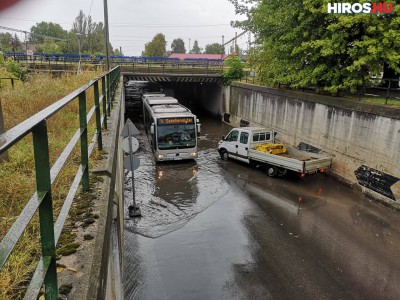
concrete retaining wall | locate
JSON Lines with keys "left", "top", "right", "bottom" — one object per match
{"left": 223, "top": 83, "right": 400, "bottom": 206}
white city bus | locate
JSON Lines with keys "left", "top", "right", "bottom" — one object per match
{"left": 143, "top": 96, "right": 201, "bottom": 162}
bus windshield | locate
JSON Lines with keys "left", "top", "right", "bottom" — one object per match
{"left": 157, "top": 119, "right": 196, "bottom": 150}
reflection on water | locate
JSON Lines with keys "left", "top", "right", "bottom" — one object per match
{"left": 154, "top": 162, "right": 199, "bottom": 208}
{"left": 124, "top": 121, "right": 230, "bottom": 238}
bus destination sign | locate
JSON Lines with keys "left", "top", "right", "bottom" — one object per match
{"left": 158, "top": 117, "right": 194, "bottom": 125}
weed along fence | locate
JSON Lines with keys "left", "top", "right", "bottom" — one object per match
{"left": 0, "top": 66, "right": 120, "bottom": 299}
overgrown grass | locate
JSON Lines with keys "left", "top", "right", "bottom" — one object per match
{"left": 344, "top": 95, "right": 400, "bottom": 107}
{"left": 0, "top": 67, "right": 22, "bottom": 90}
{"left": 0, "top": 70, "right": 104, "bottom": 299}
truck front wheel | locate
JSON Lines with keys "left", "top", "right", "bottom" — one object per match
{"left": 266, "top": 166, "right": 278, "bottom": 177}
{"left": 220, "top": 150, "right": 229, "bottom": 160}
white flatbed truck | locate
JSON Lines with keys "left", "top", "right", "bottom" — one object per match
{"left": 218, "top": 127, "right": 332, "bottom": 177}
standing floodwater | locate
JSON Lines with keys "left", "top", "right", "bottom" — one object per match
{"left": 124, "top": 116, "right": 400, "bottom": 300}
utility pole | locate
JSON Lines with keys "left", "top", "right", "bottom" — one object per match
{"left": 221, "top": 35, "right": 224, "bottom": 59}
{"left": 12, "top": 35, "right": 16, "bottom": 61}
{"left": 103, "top": 0, "right": 111, "bottom": 71}
{"left": 77, "top": 33, "right": 82, "bottom": 74}
{"left": 24, "top": 31, "right": 28, "bottom": 54}
{"left": 234, "top": 32, "right": 237, "bottom": 55}
{"left": 189, "top": 38, "right": 191, "bottom": 54}
{"left": 247, "top": 32, "right": 251, "bottom": 53}
{"left": 66, "top": 31, "right": 69, "bottom": 52}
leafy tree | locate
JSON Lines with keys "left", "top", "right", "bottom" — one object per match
{"left": 67, "top": 10, "right": 112, "bottom": 55}
{"left": 204, "top": 43, "right": 224, "bottom": 54}
{"left": 4, "top": 57, "right": 27, "bottom": 80}
{"left": 30, "top": 22, "right": 67, "bottom": 43}
{"left": 0, "top": 33, "right": 15, "bottom": 52}
{"left": 229, "top": 0, "right": 400, "bottom": 93}
{"left": 222, "top": 55, "right": 244, "bottom": 85}
{"left": 190, "top": 40, "right": 202, "bottom": 54}
{"left": 113, "top": 48, "right": 123, "bottom": 56}
{"left": 143, "top": 33, "right": 167, "bottom": 56}
{"left": 35, "top": 38, "right": 62, "bottom": 53}
{"left": 171, "top": 38, "right": 186, "bottom": 53}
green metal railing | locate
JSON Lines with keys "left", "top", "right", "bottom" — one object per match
{"left": 0, "top": 66, "right": 120, "bottom": 299}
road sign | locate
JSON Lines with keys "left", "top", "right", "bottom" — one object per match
{"left": 121, "top": 118, "right": 141, "bottom": 217}
{"left": 123, "top": 155, "right": 140, "bottom": 171}
{"left": 121, "top": 118, "right": 140, "bottom": 137}
{"left": 122, "top": 137, "right": 139, "bottom": 153}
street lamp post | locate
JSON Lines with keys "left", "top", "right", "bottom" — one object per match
{"left": 103, "top": 0, "right": 110, "bottom": 71}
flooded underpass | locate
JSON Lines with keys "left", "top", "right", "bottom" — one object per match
{"left": 123, "top": 115, "right": 400, "bottom": 300}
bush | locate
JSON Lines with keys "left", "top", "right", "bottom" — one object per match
{"left": 4, "top": 58, "right": 28, "bottom": 81}
{"left": 222, "top": 55, "right": 244, "bottom": 85}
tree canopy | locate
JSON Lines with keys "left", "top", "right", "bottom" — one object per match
{"left": 0, "top": 33, "right": 22, "bottom": 53}
{"left": 143, "top": 33, "right": 167, "bottom": 56}
{"left": 23, "top": 10, "right": 118, "bottom": 55}
{"left": 204, "top": 43, "right": 224, "bottom": 54}
{"left": 229, "top": 0, "right": 400, "bottom": 93}
{"left": 30, "top": 22, "right": 66, "bottom": 43}
{"left": 190, "top": 40, "right": 202, "bottom": 54}
{"left": 171, "top": 38, "right": 186, "bottom": 53}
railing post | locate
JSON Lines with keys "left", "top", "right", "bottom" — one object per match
{"left": 385, "top": 79, "right": 391, "bottom": 105}
{"left": 101, "top": 76, "right": 108, "bottom": 129}
{"left": 107, "top": 73, "right": 112, "bottom": 113}
{"left": 32, "top": 120, "right": 58, "bottom": 299}
{"left": 78, "top": 91, "right": 90, "bottom": 191}
{"left": 94, "top": 81, "right": 103, "bottom": 150}
{"left": 0, "top": 100, "right": 8, "bottom": 162}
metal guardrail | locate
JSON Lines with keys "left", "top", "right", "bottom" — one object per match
{"left": 114, "top": 61, "right": 223, "bottom": 76}
{"left": 0, "top": 66, "right": 120, "bottom": 299}
{"left": 366, "top": 78, "right": 400, "bottom": 104}
{"left": 240, "top": 73, "right": 400, "bottom": 104}
{"left": 17, "top": 59, "right": 223, "bottom": 76}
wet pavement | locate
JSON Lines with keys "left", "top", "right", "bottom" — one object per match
{"left": 123, "top": 116, "right": 400, "bottom": 300}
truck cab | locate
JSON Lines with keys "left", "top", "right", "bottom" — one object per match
{"left": 218, "top": 127, "right": 275, "bottom": 163}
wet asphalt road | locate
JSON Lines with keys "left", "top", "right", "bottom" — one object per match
{"left": 123, "top": 116, "right": 400, "bottom": 300}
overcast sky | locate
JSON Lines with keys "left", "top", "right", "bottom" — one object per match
{"left": 0, "top": 0, "right": 248, "bottom": 56}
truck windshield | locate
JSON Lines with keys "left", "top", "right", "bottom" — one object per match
{"left": 157, "top": 124, "right": 196, "bottom": 149}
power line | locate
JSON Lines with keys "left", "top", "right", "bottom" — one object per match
{"left": 223, "top": 30, "right": 247, "bottom": 46}
{"left": 0, "top": 25, "right": 67, "bottom": 41}
{"left": 88, "top": 0, "right": 94, "bottom": 17}
{"left": 110, "top": 23, "right": 231, "bottom": 28}
{"left": 111, "top": 35, "right": 222, "bottom": 39}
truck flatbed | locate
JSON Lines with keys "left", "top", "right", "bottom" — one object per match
{"left": 218, "top": 127, "right": 332, "bottom": 177}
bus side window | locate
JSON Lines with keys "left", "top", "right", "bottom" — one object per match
{"left": 253, "top": 133, "right": 259, "bottom": 142}
{"left": 259, "top": 132, "right": 266, "bottom": 141}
